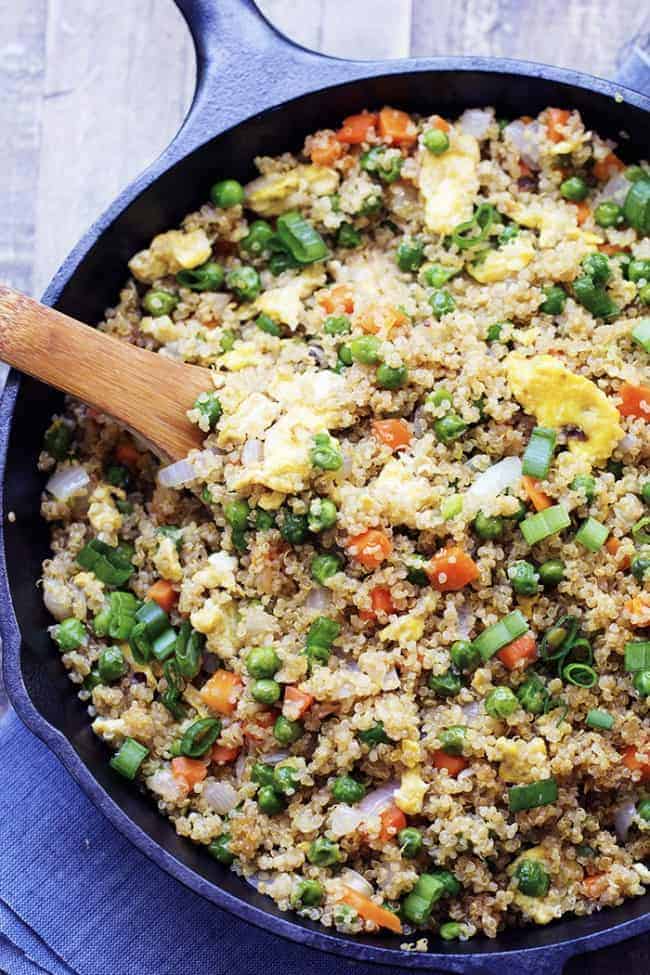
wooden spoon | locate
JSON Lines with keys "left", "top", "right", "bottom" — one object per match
{"left": 0, "top": 286, "right": 212, "bottom": 460}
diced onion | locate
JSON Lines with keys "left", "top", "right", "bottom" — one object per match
{"left": 329, "top": 804, "right": 365, "bottom": 837}
{"left": 357, "top": 782, "right": 398, "bottom": 817}
{"left": 45, "top": 465, "right": 90, "bottom": 501}
{"left": 593, "top": 172, "right": 629, "bottom": 207}
{"left": 263, "top": 750, "right": 289, "bottom": 765}
{"left": 614, "top": 800, "right": 637, "bottom": 841}
{"left": 340, "top": 868, "right": 373, "bottom": 897}
{"left": 304, "top": 587, "right": 332, "bottom": 612}
{"left": 465, "top": 456, "right": 523, "bottom": 510}
{"left": 381, "top": 667, "right": 400, "bottom": 691}
{"left": 620, "top": 434, "right": 638, "bottom": 451}
{"left": 459, "top": 108, "right": 494, "bottom": 140}
{"left": 147, "top": 768, "right": 185, "bottom": 802}
{"left": 202, "top": 780, "right": 238, "bottom": 814}
{"left": 503, "top": 119, "right": 542, "bottom": 169}
{"left": 461, "top": 702, "right": 482, "bottom": 722}
{"left": 157, "top": 459, "right": 197, "bottom": 488}
{"left": 242, "top": 603, "right": 279, "bottom": 638}
{"left": 241, "top": 438, "right": 264, "bottom": 466}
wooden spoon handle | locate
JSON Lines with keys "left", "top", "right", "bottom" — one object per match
{"left": 0, "top": 286, "right": 211, "bottom": 460}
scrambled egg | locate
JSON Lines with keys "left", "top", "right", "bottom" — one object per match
{"left": 153, "top": 536, "right": 183, "bottom": 583}
{"left": 369, "top": 458, "right": 436, "bottom": 529}
{"left": 511, "top": 201, "right": 603, "bottom": 250}
{"left": 400, "top": 739, "right": 422, "bottom": 768}
{"left": 494, "top": 736, "right": 549, "bottom": 784}
{"left": 129, "top": 228, "right": 212, "bottom": 283}
{"left": 245, "top": 164, "right": 339, "bottom": 216}
{"left": 194, "top": 552, "right": 238, "bottom": 592}
{"left": 506, "top": 354, "right": 623, "bottom": 465}
{"left": 468, "top": 236, "right": 535, "bottom": 284}
{"left": 394, "top": 769, "right": 428, "bottom": 815}
{"left": 257, "top": 407, "right": 326, "bottom": 494}
{"left": 217, "top": 392, "right": 279, "bottom": 447}
{"left": 87, "top": 485, "right": 123, "bottom": 545}
{"left": 220, "top": 341, "right": 260, "bottom": 370}
{"left": 379, "top": 611, "right": 425, "bottom": 646}
{"left": 418, "top": 131, "right": 480, "bottom": 234}
{"left": 71, "top": 571, "right": 106, "bottom": 616}
{"left": 253, "top": 267, "right": 325, "bottom": 330}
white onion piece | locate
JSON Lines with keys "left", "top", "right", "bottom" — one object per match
{"left": 503, "top": 119, "right": 542, "bottom": 169}
{"left": 45, "top": 465, "right": 90, "bottom": 501}
{"left": 357, "top": 782, "right": 398, "bottom": 817}
{"left": 381, "top": 667, "right": 400, "bottom": 691}
{"left": 304, "top": 587, "right": 332, "bottom": 612}
{"left": 42, "top": 579, "right": 73, "bottom": 621}
{"left": 329, "top": 804, "right": 365, "bottom": 837}
{"left": 593, "top": 171, "right": 629, "bottom": 207}
{"left": 263, "top": 750, "right": 290, "bottom": 765}
{"left": 147, "top": 768, "right": 185, "bottom": 802}
{"left": 242, "top": 603, "right": 279, "bottom": 638}
{"left": 459, "top": 108, "right": 493, "bottom": 140}
{"left": 461, "top": 701, "right": 482, "bottom": 722}
{"left": 157, "top": 459, "right": 197, "bottom": 488}
{"left": 465, "top": 456, "right": 523, "bottom": 510}
{"left": 457, "top": 605, "right": 472, "bottom": 638}
{"left": 340, "top": 868, "right": 373, "bottom": 897}
{"left": 234, "top": 751, "right": 247, "bottom": 783}
{"left": 202, "top": 780, "right": 238, "bottom": 815}
{"left": 614, "top": 800, "right": 637, "bottom": 841}
{"left": 241, "top": 438, "right": 264, "bottom": 466}
{"left": 620, "top": 434, "right": 638, "bottom": 451}
{"left": 412, "top": 407, "right": 428, "bottom": 439}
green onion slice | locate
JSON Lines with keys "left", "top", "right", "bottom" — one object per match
{"left": 632, "top": 318, "right": 650, "bottom": 353}
{"left": 109, "top": 737, "right": 149, "bottom": 779}
{"left": 520, "top": 504, "right": 571, "bottom": 545}
{"left": 180, "top": 717, "right": 222, "bottom": 758}
{"left": 508, "top": 777, "right": 558, "bottom": 812}
{"left": 624, "top": 640, "right": 650, "bottom": 672}
{"left": 623, "top": 178, "right": 650, "bottom": 234}
{"left": 275, "top": 211, "right": 329, "bottom": 264}
{"left": 522, "top": 426, "right": 557, "bottom": 478}
{"left": 575, "top": 517, "right": 609, "bottom": 552}
{"left": 135, "top": 600, "right": 170, "bottom": 639}
{"left": 152, "top": 626, "right": 178, "bottom": 662}
{"left": 451, "top": 204, "right": 497, "bottom": 251}
{"left": 586, "top": 709, "right": 614, "bottom": 730}
{"left": 562, "top": 662, "right": 597, "bottom": 687}
{"left": 472, "top": 610, "right": 529, "bottom": 661}
{"left": 77, "top": 538, "right": 134, "bottom": 586}
{"left": 631, "top": 515, "right": 650, "bottom": 546}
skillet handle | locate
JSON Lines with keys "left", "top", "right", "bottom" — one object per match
{"left": 615, "top": 32, "right": 650, "bottom": 94}
{"left": 169, "top": 0, "right": 362, "bottom": 160}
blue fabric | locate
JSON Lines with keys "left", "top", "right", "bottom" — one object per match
{"left": 0, "top": 711, "right": 396, "bottom": 975}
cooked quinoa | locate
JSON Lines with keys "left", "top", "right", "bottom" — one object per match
{"left": 40, "top": 104, "right": 649, "bottom": 942}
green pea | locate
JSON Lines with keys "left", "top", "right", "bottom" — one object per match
{"left": 44, "top": 420, "right": 72, "bottom": 461}
{"left": 246, "top": 646, "right": 280, "bottom": 679}
{"left": 538, "top": 558, "right": 565, "bottom": 588}
{"left": 359, "top": 192, "right": 383, "bottom": 216}
{"left": 376, "top": 363, "right": 408, "bottom": 389}
{"left": 226, "top": 266, "right": 260, "bottom": 302}
{"left": 274, "top": 715, "right": 303, "bottom": 745}
{"left": 560, "top": 176, "right": 588, "bottom": 202}
{"left": 256, "top": 313, "right": 282, "bottom": 336}
{"left": 142, "top": 289, "right": 178, "bottom": 317}
{"left": 220, "top": 329, "right": 236, "bottom": 352}
{"left": 358, "top": 721, "right": 389, "bottom": 746}
{"left": 349, "top": 335, "right": 382, "bottom": 364}
{"left": 251, "top": 762, "right": 274, "bottom": 786}
{"left": 638, "top": 799, "right": 650, "bottom": 822}
{"left": 439, "top": 921, "right": 462, "bottom": 941}
{"left": 450, "top": 639, "right": 480, "bottom": 671}
{"left": 208, "top": 832, "right": 234, "bottom": 865}
{"left": 398, "top": 827, "right": 423, "bottom": 857}
{"left": 429, "top": 670, "right": 461, "bottom": 697}
{"left": 397, "top": 239, "right": 424, "bottom": 272}
{"left": 177, "top": 261, "right": 225, "bottom": 291}
{"left": 331, "top": 774, "right": 366, "bottom": 804}
{"left": 634, "top": 670, "right": 650, "bottom": 696}
{"left": 311, "top": 553, "right": 343, "bottom": 584}
{"left": 642, "top": 482, "right": 650, "bottom": 505}
{"left": 429, "top": 289, "right": 456, "bottom": 318}
{"left": 193, "top": 392, "right": 222, "bottom": 429}
{"left": 582, "top": 252, "right": 611, "bottom": 286}
{"left": 224, "top": 498, "right": 250, "bottom": 535}
{"left": 273, "top": 763, "right": 299, "bottom": 795}
{"left": 210, "top": 179, "right": 245, "bottom": 207}
{"left": 507, "top": 560, "right": 540, "bottom": 596}
{"left": 277, "top": 510, "right": 307, "bottom": 545}
{"left": 421, "top": 264, "right": 458, "bottom": 288}
{"left": 423, "top": 128, "right": 450, "bottom": 155}
{"left": 427, "top": 387, "right": 453, "bottom": 409}
{"left": 337, "top": 344, "right": 353, "bottom": 368}
{"left": 240, "top": 219, "right": 274, "bottom": 256}
{"left": 307, "top": 837, "right": 341, "bottom": 866}
{"left": 438, "top": 725, "right": 467, "bottom": 755}
{"left": 473, "top": 511, "right": 504, "bottom": 540}
{"left": 106, "top": 464, "right": 130, "bottom": 489}
{"left": 486, "top": 322, "right": 504, "bottom": 342}
{"left": 638, "top": 283, "right": 650, "bottom": 305}
{"left": 627, "top": 259, "right": 650, "bottom": 283}
{"left": 514, "top": 858, "right": 550, "bottom": 897}
{"left": 360, "top": 146, "right": 403, "bottom": 183}
{"left": 258, "top": 784, "right": 285, "bottom": 815}
{"left": 251, "top": 678, "right": 281, "bottom": 704}
{"left": 53, "top": 617, "right": 87, "bottom": 651}
{"left": 308, "top": 498, "right": 338, "bottom": 533}
{"left": 517, "top": 675, "right": 548, "bottom": 715}
{"left": 337, "top": 222, "right": 362, "bottom": 248}
{"left": 255, "top": 508, "right": 275, "bottom": 531}
{"left": 310, "top": 432, "right": 343, "bottom": 470}
{"left": 291, "top": 879, "right": 324, "bottom": 908}
{"left": 433, "top": 414, "right": 466, "bottom": 444}
{"left": 83, "top": 669, "right": 102, "bottom": 692}
{"left": 485, "top": 686, "right": 518, "bottom": 718}
{"left": 97, "top": 646, "right": 126, "bottom": 683}
{"left": 323, "top": 315, "right": 351, "bottom": 336}
{"left": 625, "top": 166, "right": 648, "bottom": 182}
{"left": 594, "top": 202, "right": 624, "bottom": 228}
{"left": 571, "top": 474, "right": 596, "bottom": 502}
{"left": 631, "top": 554, "right": 650, "bottom": 581}
{"left": 539, "top": 285, "right": 566, "bottom": 316}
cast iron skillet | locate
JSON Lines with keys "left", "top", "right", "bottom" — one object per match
{"left": 2, "top": 1, "right": 649, "bottom": 970}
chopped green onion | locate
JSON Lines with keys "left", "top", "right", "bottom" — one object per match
{"left": 631, "top": 319, "right": 650, "bottom": 353}
{"left": 152, "top": 626, "right": 178, "bottom": 662}
{"left": 575, "top": 517, "right": 608, "bottom": 552}
{"left": 180, "top": 717, "right": 222, "bottom": 757}
{"left": 573, "top": 275, "right": 619, "bottom": 320}
{"left": 441, "top": 494, "right": 463, "bottom": 520}
{"left": 472, "top": 610, "right": 529, "bottom": 661}
{"left": 624, "top": 640, "right": 650, "bottom": 672}
{"left": 175, "top": 623, "right": 205, "bottom": 678}
{"left": 106, "top": 591, "right": 139, "bottom": 640}
{"left": 522, "top": 426, "right": 556, "bottom": 478}
{"left": 520, "top": 504, "right": 571, "bottom": 545}
{"left": 109, "top": 738, "right": 149, "bottom": 779}
{"left": 562, "top": 662, "right": 597, "bottom": 687}
{"left": 632, "top": 515, "right": 650, "bottom": 545}
{"left": 451, "top": 204, "right": 496, "bottom": 251}
{"left": 275, "top": 211, "right": 328, "bottom": 265}
{"left": 508, "top": 777, "right": 558, "bottom": 812}
{"left": 135, "top": 600, "right": 169, "bottom": 639}
{"left": 586, "top": 709, "right": 614, "bottom": 730}
{"left": 76, "top": 538, "right": 134, "bottom": 586}
{"left": 623, "top": 178, "right": 650, "bottom": 234}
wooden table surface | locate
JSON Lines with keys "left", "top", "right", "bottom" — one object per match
{"left": 0, "top": 1, "right": 648, "bottom": 972}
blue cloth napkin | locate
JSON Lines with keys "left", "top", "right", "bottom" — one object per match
{"left": 0, "top": 710, "right": 400, "bottom": 975}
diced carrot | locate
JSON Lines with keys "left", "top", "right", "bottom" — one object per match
{"left": 378, "top": 106, "right": 417, "bottom": 146}
{"left": 340, "top": 885, "right": 402, "bottom": 934}
{"left": 583, "top": 873, "right": 608, "bottom": 899}
{"left": 283, "top": 685, "right": 314, "bottom": 720}
{"left": 357, "top": 303, "right": 407, "bottom": 335}
{"left": 625, "top": 594, "right": 650, "bottom": 628}
{"left": 599, "top": 243, "right": 629, "bottom": 256}
{"left": 617, "top": 382, "right": 650, "bottom": 420}
{"left": 310, "top": 132, "right": 343, "bottom": 167}
{"left": 371, "top": 419, "right": 412, "bottom": 451}
{"left": 114, "top": 442, "right": 141, "bottom": 468}
{"left": 430, "top": 114, "right": 450, "bottom": 133}
{"left": 497, "top": 633, "right": 537, "bottom": 671}
{"left": 318, "top": 284, "right": 354, "bottom": 315}
{"left": 211, "top": 744, "right": 241, "bottom": 765}
{"left": 546, "top": 108, "right": 571, "bottom": 143}
{"left": 171, "top": 757, "right": 208, "bottom": 790}
{"left": 147, "top": 579, "right": 177, "bottom": 613}
{"left": 371, "top": 585, "right": 395, "bottom": 617}
{"left": 379, "top": 804, "right": 407, "bottom": 841}
{"left": 574, "top": 200, "right": 590, "bottom": 225}
{"left": 432, "top": 749, "right": 468, "bottom": 777}
{"left": 604, "top": 536, "right": 619, "bottom": 556}
{"left": 621, "top": 744, "right": 650, "bottom": 782}
{"left": 336, "top": 111, "right": 378, "bottom": 144}
{"left": 243, "top": 709, "right": 276, "bottom": 742}
{"left": 593, "top": 152, "right": 625, "bottom": 182}
{"left": 200, "top": 670, "right": 243, "bottom": 715}
{"left": 522, "top": 475, "right": 553, "bottom": 511}
{"left": 346, "top": 529, "right": 392, "bottom": 570}
{"left": 425, "top": 545, "right": 479, "bottom": 593}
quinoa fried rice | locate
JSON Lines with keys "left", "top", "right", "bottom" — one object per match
{"left": 39, "top": 104, "right": 650, "bottom": 945}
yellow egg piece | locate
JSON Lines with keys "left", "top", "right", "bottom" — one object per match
{"left": 506, "top": 354, "right": 623, "bottom": 466}
{"left": 394, "top": 769, "right": 428, "bottom": 815}
{"left": 419, "top": 132, "right": 480, "bottom": 234}
{"left": 245, "top": 165, "right": 339, "bottom": 216}
{"left": 468, "top": 237, "right": 535, "bottom": 284}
